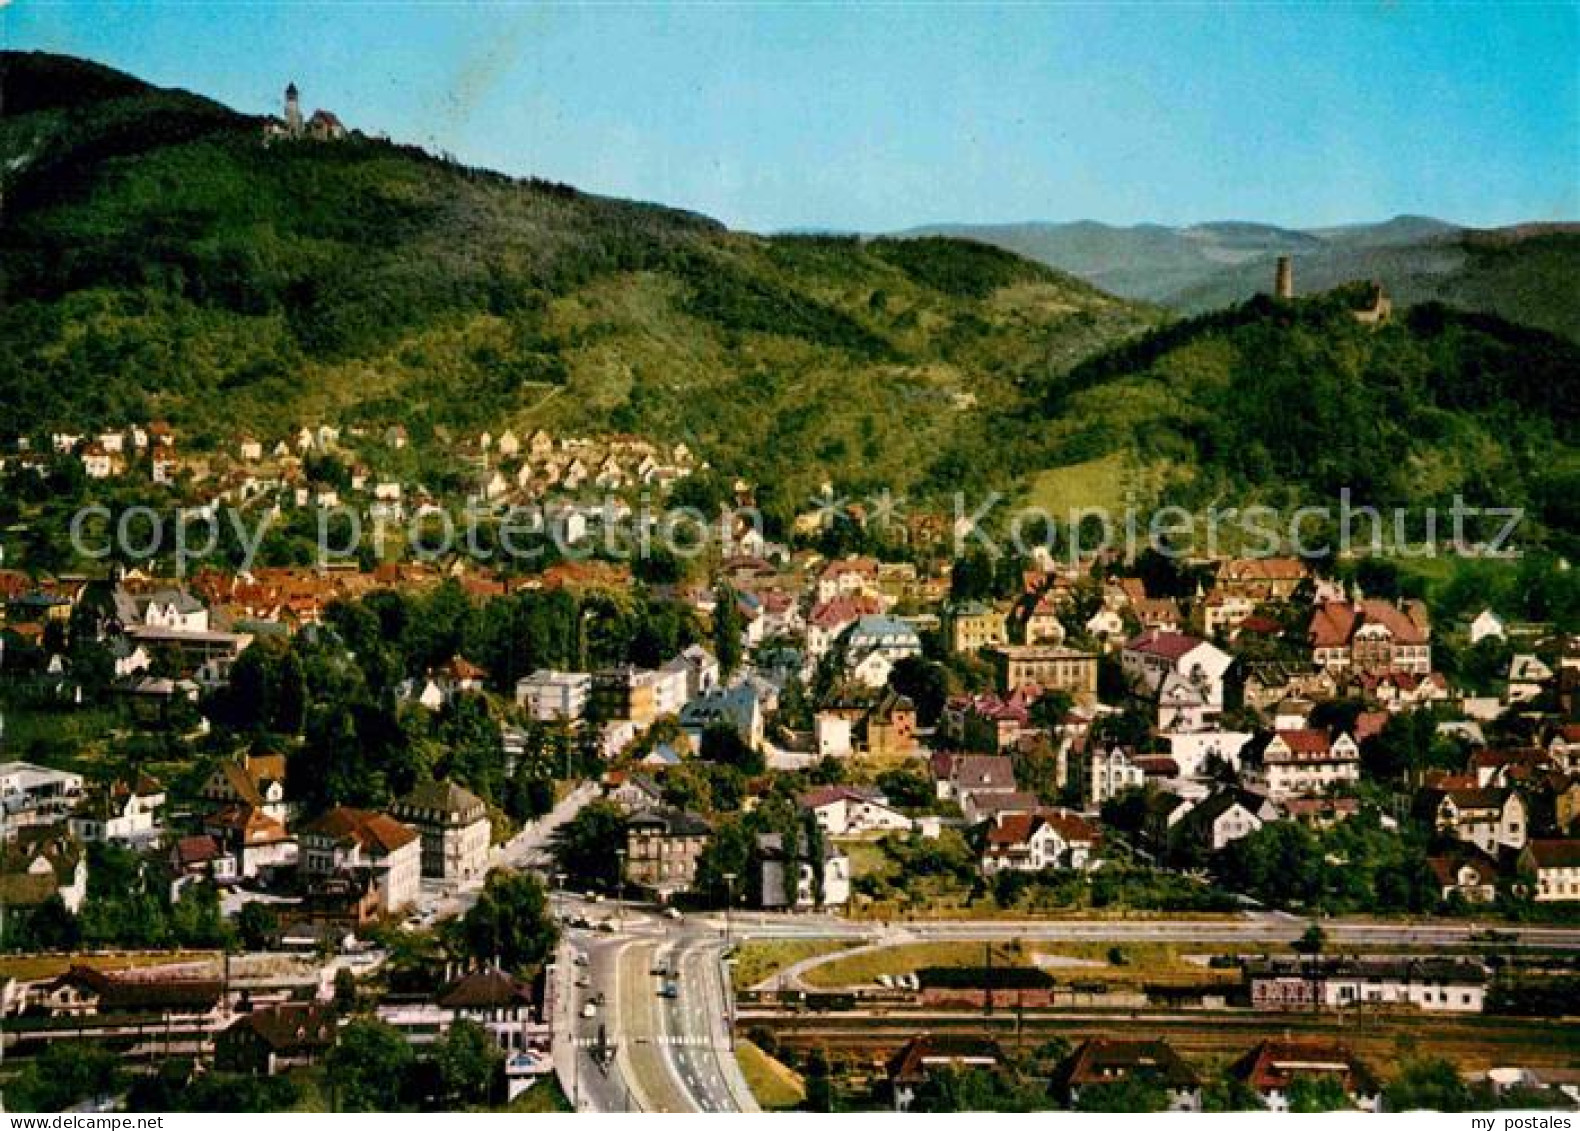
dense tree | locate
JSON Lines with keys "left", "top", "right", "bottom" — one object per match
{"left": 431, "top": 1018, "right": 503, "bottom": 1107}
{"left": 888, "top": 655, "right": 951, "bottom": 726}
{"left": 1384, "top": 1057, "right": 1472, "bottom": 1112}
{"left": 713, "top": 584, "right": 745, "bottom": 678}
{"left": 1073, "top": 1076, "right": 1169, "bottom": 1112}
{"left": 461, "top": 869, "right": 558, "bottom": 973}
{"left": 550, "top": 801, "right": 628, "bottom": 891}
{"left": 328, "top": 1018, "right": 415, "bottom": 1112}
{"left": 1287, "top": 1073, "right": 1352, "bottom": 1113}
{"left": 6, "top": 1041, "right": 124, "bottom": 1112}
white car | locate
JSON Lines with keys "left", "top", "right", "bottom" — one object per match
{"left": 581, "top": 1001, "right": 597, "bottom": 1019}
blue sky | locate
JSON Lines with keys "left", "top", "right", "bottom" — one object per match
{"left": 5, "top": 2, "right": 1576, "bottom": 231}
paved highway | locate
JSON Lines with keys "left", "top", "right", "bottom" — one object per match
{"left": 549, "top": 903, "right": 758, "bottom": 1113}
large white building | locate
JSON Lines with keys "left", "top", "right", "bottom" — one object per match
{"left": 394, "top": 779, "right": 492, "bottom": 882}
{"left": 515, "top": 670, "right": 591, "bottom": 722}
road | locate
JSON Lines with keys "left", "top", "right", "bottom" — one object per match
{"left": 428, "top": 781, "right": 596, "bottom": 919}
{"left": 549, "top": 902, "right": 758, "bottom": 1113}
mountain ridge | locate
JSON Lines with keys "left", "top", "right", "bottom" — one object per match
{"left": 900, "top": 215, "right": 1580, "bottom": 342}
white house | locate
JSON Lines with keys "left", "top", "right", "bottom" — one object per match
{"left": 515, "top": 670, "right": 591, "bottom": 722}
{"left": 798, "top": 787, "right": 912, "bottom": 836}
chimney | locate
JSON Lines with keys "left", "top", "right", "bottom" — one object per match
{"left": 1274, "top": 256, "right": 1294, "bottom": 300}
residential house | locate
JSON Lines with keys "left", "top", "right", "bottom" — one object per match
{"left": 69, "top": 774, "right": 164, "bottom": 846}
{"left": 978, "top": 808, "right": 1099, "bottom": 873}
{"left": 757, "top": 831, "right": 851, "bottom": 910}
{"left": 799, "top": 786, "right": 912, "bottom": 837}
{"left": 1308, "top": 599, "right": 1431, "bottom": 675}
{"left": 1427, "top": 846, "right": 1501, "bottom": 903}
{"left": 816, "top": 556, "right": 883, "bottom": 603}
{"left": 932, "top": 753, "right": 1017, "bottom": 802}
{"left": 298, "top": 807, "right": 421, "bottom": 916}
{"left": 988, "top": 644, "right": 1098, "bottom": 702}
{"left": 679, "top": 683, "right": 765, "bottom": 750}
{"left": 516, "top": 670, "right": 592, "bottom": 723}
{"left": 394, "top": 779, "right": 492, "bottom": 882}
{"left": 1175, "top": 788, "right": 1278, "bottom": 854}
{"left": 203, "top": 804, "right": 296, "bottom": 878}
{"left": 624, "top": 808, "right": 712, "bottom": 898}
{"left": 0, "top": 828, "right": 88, "bottom": 916}
{"left": 1162, "top": 730, "right": 1252, "bottom": 779}
{"left": 1519, "top": 839, "right": 1580, "bottom": 901}
{"left": 1076, "top": 744, "right": 1146, "bottom": 811}
{"left": 842, "top": 614, "right": 923, "bottom": 688}
{"left": 1052, "top": 1038, "right": 1201, "bottom": 1112}
{"left": 217, "top": 1002, "right": 338, "bottom": 1076}
{"left": 1122, "top": 630, "right": 1234, "bottom": 710}
{"left": 200, "top": 753, "right": 289, "bottom": 823}
{"left": 1248, "top": 729, "right": 1361, "bottom": 800}
{"left": 887, "top": 1035, "right": 1002, "bottom": 1112}
{"left": 1425, "top": 787, "right": 1528, "bottom": 855}
{"left": 1217, "top": 557, "right": 1308, "bottom": 601}
{"left": 1230, "top": 1040, "right": 1381, "bottom": 1112}
{"left": 946, "top": 601, "right": 1008, "bottom": 653}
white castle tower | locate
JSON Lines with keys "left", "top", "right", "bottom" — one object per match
{"left": 284, "top": 82, "right": 303, "bottom": 137}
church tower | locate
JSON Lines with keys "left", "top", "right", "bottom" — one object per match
{"left": 284, "top": 82, "right": 303, "bottom": 136}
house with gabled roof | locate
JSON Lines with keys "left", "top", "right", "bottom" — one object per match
{"left": 799, "top": 786, "right": 912, "bottom": 837}
{"left": 1052, "top": 1037, "right": 1200, "bottom": 1111}
{"left": 887, "top": 1034, "right": 1002, "bottom": 1111}
{"left": 1519, "top": 838, "right": 1580, "bottom": 901}
{"left": 1422, "top": 786, "right": 1528, "bottom": 855}
{"left": 218, "top": 1001, "right": 338, "bottom": 1076}
{"left": 1308, "top": 599, "right": 1431, "bottom": 675}
{"left": 299, "top": 807, "right": 421, "bottom": 915}
{"left": 1246, "top": 728, "right": 1360, "bottom": 800}
{"left": 1230, "top": 1039, "right": 1381, "bottom": 1112}
{"left": 978, "top": 807, "right": 1099, "bottom": 873}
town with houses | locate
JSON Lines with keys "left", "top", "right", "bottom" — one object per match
{"left": 2, "top": 411, "right": 1579, "bottom": 1114}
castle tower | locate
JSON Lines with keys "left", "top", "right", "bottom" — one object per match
{"left": 1274, "top": 255, "right": 1294, "bottom": 300}
{"left": 284, "top": 82, "right": 303, "bottom": 136}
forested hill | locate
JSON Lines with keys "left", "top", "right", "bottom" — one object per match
{"left": 0, "top": 51, "right": 1155, "bottom": 503}
{"left": 1009, "top": 287, "right": 1580, "bottom": 545}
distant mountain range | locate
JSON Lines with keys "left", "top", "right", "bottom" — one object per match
{"left": 902, "top": 216, "right": 1580, "bottom": 342}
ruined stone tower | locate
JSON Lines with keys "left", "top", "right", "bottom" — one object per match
{"left": 1274, "top": 255, "right": 1294, "bottom": 300}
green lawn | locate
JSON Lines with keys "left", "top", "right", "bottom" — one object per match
{"left": 735, "top": 1040, "right": 805, "bottom": 1110}
{"left": 730, "top": 938, "right": 857, "bottom": 989}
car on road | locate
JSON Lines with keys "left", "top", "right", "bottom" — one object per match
{"left": 595, "top": 919, "right": 618, "bottom": 933}
{"left": 581, "top": 1001, "right": 597, "bottom": 1019}
{"left": 664, "top": 907, "right": 682, "bottom": 920}
{"left": 657, "top": 982, "right": 679, "bottom": 999}
{"left": 575, "top": 973, "right": 591, "bottom": 988}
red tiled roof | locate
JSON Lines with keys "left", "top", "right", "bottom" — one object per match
{"left": 301, "top": 807, "right": 417, "bottom": 855}
{"left": 1124, "top": 629, "right": 1203, "bottom": 661}
{"left": 1525, "top": 839, "right": 1580, "bottom": 869}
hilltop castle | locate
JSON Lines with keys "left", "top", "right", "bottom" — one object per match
{"left": 262, "top": 82, "right": 347, "bottom": 144}
{"left": 1270, "top": 256, "right": 1391, "bottom": 325}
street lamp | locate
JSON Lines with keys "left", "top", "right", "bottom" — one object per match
{"left": 615, "top": 848, "right": 627, "bottom": 931}
{"left": 722, "top": 872, "right": 737, "bottom": 949}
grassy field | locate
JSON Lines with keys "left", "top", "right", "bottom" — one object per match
{"left": 0, "top": 951, "right": 219, "bottom": 982}
{"left": 736, "top": 1040, "right": 805, "bottom": 1110}
{"left": 731, "top": 938, "right": 858, "bottom": 989}
{"left": 505, "top": 1077, "right": 575, "bottom": 1112}
{"left": 800, "top": 940, "right": 1245, "bottom": 990}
